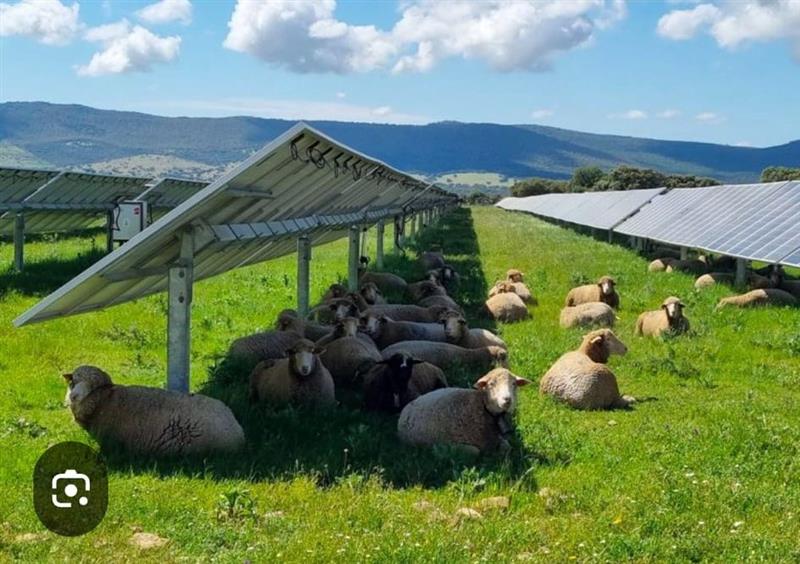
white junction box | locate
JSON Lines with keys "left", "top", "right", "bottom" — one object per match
{"left": 112, "top": 201, "right": 149, "bottom": 242}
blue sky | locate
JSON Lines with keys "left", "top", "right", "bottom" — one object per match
{"left": 1, "top": 0, "right": 799, "bottom": 147}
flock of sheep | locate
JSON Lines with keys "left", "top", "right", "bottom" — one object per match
{"left": 61, "top": 233, "right": 799, "bottom": 459}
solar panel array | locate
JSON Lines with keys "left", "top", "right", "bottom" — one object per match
{"left": 497, "top": 181, "right": 800, "bottom": 268}
{"left": 16, "top": 122, "right": 457, "bottom": 326}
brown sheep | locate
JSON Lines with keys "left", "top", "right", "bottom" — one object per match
{"left": 318, "top": 317, "right": 382, "bottom": 386}
{"left": 440, "top": 310, "right": 507, "bottom": 349}
{"left": 716, "top": 289, "right": 797, "bottom": 309}
{"left": 635, "top": 297, "right": 690, "bottom": 337}
{"left": 565, "top": 276, "right": 619, "bottom": 309}
{"left": 485, "top": 283, "right": 529, "bottom": 322}
{"left": 559, "top": 302, "right": 616, "bottom": 329}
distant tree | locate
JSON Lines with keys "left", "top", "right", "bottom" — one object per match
{"left": 571, "top": 166, "right": 605, "bottom": 191}
{"left": 664, "top": 175, "right": 720, "bottom": 188}
{"left": 761, "top": 166, "right": 800, "bottom": 182}
{"left": 592, "top": 166, "right": 667, "bottom": 191}
{"left": 510, "top": 177, "right": 569, "bottom": 197}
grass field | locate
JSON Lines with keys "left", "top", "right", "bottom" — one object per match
{"left": 2, "top": 206, "right": 800, "bottom": 561}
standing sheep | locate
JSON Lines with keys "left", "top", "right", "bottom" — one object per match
{"left": 249, "top": 339, "right": 335, "bottom": 408}
{"left": 362, "top": 352, "right": 448, "bottom": 413}
{"left": 716, "top": 289, "right": 797, "bottom": 309}
{"left": 64, "top": 366, "right": 245, "bottom": 456}
{"left": 539, "top": 329, "right": 633, "bottom": 410}
{"left": 360, "top": 313, "right": 446, "bottom": 349}
{"left": 565, "top": 276, "right": 619, "bottom": 309}
{"left": 635, "top": 297, "right": 690, "bottom": 337}
{"left": 440, "top": 310, "right": 507, "bottom": 349}
{"left": 559, "top": 302, "right": 616, "bottom": 329}
{"left": 485, "top": 283, "right": 529, "bottom": 322}
{"left": 397, "top": 368, "right": 531, "bottom": 455}
{"left": 381, "top": 341, "right": 508, "bottom": 377}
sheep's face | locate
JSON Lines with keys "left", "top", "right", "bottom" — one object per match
{"left": 475, "top": 368, "right": 530, "bottom": 415}
{"left": 441, "top": 312, "right": 467, "bottom": 342}
{"left": 507, "top": 270, "right": 524, "bottom": 283}
{"left": 768, "top": 266, "right": 784, "bottom": 287}
{"left": 288, "top": 341, "right": 321, "bottom": 378}
{"left": 662, "top": 297, "right": 685, "bottom": 320}
{"left": 63, "top": 366, "right": 112, "bottom": 420}
{"left": 327, "top": 284, "right": 347, "bottom": 299}
{"left": 360, "top": 283, "right": 382, "bottom": 305}
{"left": 360, "top": 314, "right": 386, "bottom": 338}
{"left": 382, "top": 353, "right": 420, "bottom": 408}
{"left": 598, "top": 277, "right": 616, "bottom": 296}
{"left": 275, "top": 312, "right": 302, "bottom": 333}
{"left": 441, "top": 266, "right": 456, "bottom": 281}
{"left": 336, "top": 317, "right": 360, "bottom": 338}
{"left": 330, "top": 300, "right": 358, "bottom": 321}
{"left": 584, "top": 329, "right": 627, "bottom": 362}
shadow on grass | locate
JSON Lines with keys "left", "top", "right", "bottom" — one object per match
{"left": 103, "top": 209, "right": 547, "bottom": 489}
{"left": 0, "top": 246, "right": 106, "bottom": 298}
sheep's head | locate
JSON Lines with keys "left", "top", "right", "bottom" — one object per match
{"left": 598, "top": 276, "right": 616, "bottom": 296}
{"left": 440, "top": 265, "right": 457, "bottom": 282}
{"left": 326, "top": 283, "right": 348, "bottom": 300}
{"left": 440, "top": 310, "right": 467, "bottom": 342}
{"left": 379, "top": 352, "right": 423, "bottom": 409}
{"left": 286, "top": 339, "right": 324, "bottom": 378}
{"left": 328, "top": 299, "right": 359, "bottom": 321}
{"left": 488, "top": 346, "right": 509, "bottom": 368}
{"left": 506, "top": 269, "right": 524, "bottom": 283}
{"left": 359, "top": 313, "right": 386, "bottom": 339}
{"left": 474, "top": 368, "right": 530, "bottom": 415}
{"left": 580, "top": 329, "right": 627, "bottom": 363}
{"left": 334, "top": 316, "right": 360, "bottom": 338}
{"left": 359, "top": 282, "right": 382, "bottom": 305}
{"left": 426, "top": 270, "right": 441, "bottom": 283}
{"left": 768, "top": 265, "right": 785, "bottom": 287}
{"left": 419, "top": 280, "right": 444, "bottom": 298}
{"left": 63, "top": 365, "right": 113, "bottom": 423}
{"left": 661, "top": 296, "right": 685, "bottom": 321}
{"left": 494, "top": 282, "right": 516, "bottom": 295}
{"left": 275, "top": 309, "right": 303, "bottom": 333}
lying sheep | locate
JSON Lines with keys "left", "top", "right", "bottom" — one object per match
{"left": 432, "top": 264, "right": 460, "bottom": 293}
{"left": 420, "top": 250, "right": 446, "bottom": 271}
{"left": 485, "top": 283, "right": 529, "bottom": 322}
{"left": 716, "top": 288, "right": 798, "bottom": 309}
{"left": 319, "top": 317, "right": 382, "bottom": 386}
{"left": 539, "top": 329, "right": 633, "bottom": 410}
{"left": 275, "top": 309, "right": 330, "bottom": 341}
{"left": 64, "top": 366, "right": 244, "bottom": 456}
{"left": 315, "top": 316, "right": 375, "bottom": 348}
{"left": 321, "top": 283, "right": 348, "bottom": 303}
{"left": 360, "top": 313, "right": 446, "bottom": 349}
{"left": 364, "top": 304, "right": 451, "bottom": 324}
{"left": 418, "top": 293, "right": 463, "bottom": 313}
{"left": 397, "top": 368, "right": 531, "bottom": 455}
{"left": 694, "top": 272, "right": 773, "bottom": 290}
{"left": 359, "top": 270, "right": 408, "bottom": 296}
{"left": 363, "top": 352, "right": 447, "bottom": 413}
{"left": 489, "top": 280, "right": 535, "bottom": 304}
{"left": 559, "top": 302, "right": 616, "bottom": 329}
{"left": 381, "top": 341, "right": 508, "bottom": 378}
{"left": 635, "top": 296, "right": 690, "bottom": 337}
{"left": 648, "top": 258, "right": 677, "bottom": 272}
{"left": 359, "top": 282, "right": 386, "bottom": 305}
{"left": 249, "top": 339, "right": 335, "bottom": 408}
{"left": 407, "top": 276, "right": 445, "bottom": 303}
{"left": 780, "top": 279, "right": 800, "bottom": 299}
{"left": 665, "top": 259, "right": 709, "bottom": 275}
{"left": 440, "top": 310, "right": 507, "bottom": 349}
{"left": 308, "top": 297, "right": 360, "bottom": 324}
{"left": 565, "top": 276, "right": 619, "bottom": 309}
{"left": 228, "top": 329, "right": 305, "bottom": 365}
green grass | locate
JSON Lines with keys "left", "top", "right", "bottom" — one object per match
{"left": 2, "top": 206, "right": 800, "bottom": 561}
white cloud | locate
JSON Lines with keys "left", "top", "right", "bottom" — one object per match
{"left": 531, "top": 109, "right": 554, "bottom": 119}
{"left": 0, "top": 0, "right": 80, "bottom": 45}
{"left": 157, "top": 98, "right": 429, "bottom": 124}
{"left": 137, "top": 0, "right": 192, "bottom": 25}
{"left": 657, "top": 3, "right": 720, "bottom": 40}
{"left": 611, "top": 109, "right": 647, "bottom": 120}
{"left": 77, "top": 20, "right": 181, "bottom": 76}
{"left": 658, "top": 1, "right": 800, "bottom": 61}
{"left": 223, "top": 0, "right": 626, "bottom": 74}
{"left": 695, "top": 111, "right": 722, "bottom": 122}
{"left": 657, "top": 109, "right": 681, "bottom": 118}
{"left": 734, "top": 140, "right": 752, "bottom": 147}
{"left": 335, "top": 92, "right": 346, "bottom": 99}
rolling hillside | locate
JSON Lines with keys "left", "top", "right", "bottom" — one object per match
{"left": 0, "top": 102, "right": 797, "bottom": 186}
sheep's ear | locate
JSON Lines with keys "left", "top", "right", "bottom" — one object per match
{"left": 515, "top": 377, "right": 532, "bottom": 387}
{"left": 62, "top": 373, "right": 73, "bottom": 383}
{"left": 380, "top": 315, "right": 389, "bottom": 323}
{"left": 590, "top": 335, "right": 604, "bottom": 345}
{"left": 474, "top": 377, "right": 490, "bottom": 389}
{"left": 409, "top": 358, "right": 423, "bottom": 365}
{"left": 313, "top": 347, "right": 326, "bottom": 356}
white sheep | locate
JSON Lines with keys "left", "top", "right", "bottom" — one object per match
{"left": 318, "top": 317, "right": 382, "bottom": 386}
{"left": 565, "top": 276, "right": 619, "bottom": 309}
{"left": 485, "top": 283, "right": 529, "bottom": 322}
{"left": 716, "top": 288, "right": 798, "bottom": 309}
{"left": 539, "top": 329, "right": 633, "bottom": 410}
{"left": 440, "top": 310, "right": 507, "bottom": 349}
{"left": 635, "top": 297, "right": 690, "bottom": 337}
{"left": 559, "top": 302, "right": 616, "bottom": 329}
{"left": 64, "top": 366, "right": 245, "bottom": 456}
{"left": 397, "top": 368, "right": 531, "bottom": 455}
{"left": 489, "top": 269, "right": 535, "bottom": 304}
{"left": 249, "top": 339, "right": 335, "bottom": 408}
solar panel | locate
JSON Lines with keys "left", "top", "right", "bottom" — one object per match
{"left": 15, "top": 122, "right": 456, "bottom": 327}
{"left": 0, "top": 167, "right": 59, "bottom": 211}
{"left": 22, "top": 171, "right": 151, "bottom": 210}
{"left": 136, "top": 178, "right": 208, "bottom": 210}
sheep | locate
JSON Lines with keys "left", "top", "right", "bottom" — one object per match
{"left": 539, "top": 328, "right": 633, "bottom": 410}
{"left": 359, "top": 270, "right": 408, "bottom": 296}
{"left": 321, "top": 283, "right": 348, "bottom": 303}
{"left": 381, "top": 341, "right": 508, "bottom": 378}
{"left": 407, "top": 276, "right": 445, "bottom": 303}
{"left": 665, "top": 259, "right": 709, "bottom": 275}
{"left": 437, "top": 264, "right": 461, "bottom": 292}
{"left": 228, "top": 329, "right": 305, "bottom": 365}
{"left": 319, "top": 317, "right": 382, "bottom": 386}
{"left": 64, "top": 365, "right": 244, "bottom": 456}
{"left": 364, "top": 303, "right": 452, "bottom": 324}
{"left": 249, "top": 339, "right": 335, "bottom": 408}
{"left": 779, "top": 279, "right": 800, "bottom": 299}
{"left": 418, "top": 293, "right": 463, "bottom": 313}
{"left": 565, "top": 276, "right": 619, "bottom": 309}
{"left": 485, "top": 283, "right": 529, "bottom": 322}
{"left": 420, "top": 250, "right": 446, "bottom": 271}
{"left": 359, "top": 313, "right": 446, "bottom": 349}
{"left": 488, "top": 280, "right": 535, "bottom": 304}
{"left": 440, "top": 310, "right": 507, "bottom": 349}
{"left": 559, "top": 302, "right": 616, "bottom": 329}
{"left": 275, "top": 309, "right": 330, "bottom": 341}
{"left": 362, "top": 352, "right": 448, "bottom": 413}
{"left": 308, "top": 297, "right": 360, "bottom": 324}
{"left": 716, "top": 289, "right": 798, "bottom": 309}
{"left": 315, "top": 316, "right": 376, "bottom": 348}
{"left": 648, "top": 258, "right": 677, "bottom": 272}
{"left": 694, "top": 272, "right": 773, "bottom": 290}
{"left": 397, "top": 368, "right": 531, "bottom": 455}
{"left": 359, "top": 282, "right": 386, "bottom": 305}
{"left": 634, "top": 296, "right": 690, "bottom": 337}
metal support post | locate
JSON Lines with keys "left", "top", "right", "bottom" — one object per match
{"left": 376, "top": 219, "right": 385, "bottom": 269}
{"left": 735, "top": 258, "right": 747, "bottom": 287}
{"left": 297, "top": 236, "right": 311, "bottom": 317}
{"left": 167, "top": 230, "right": 194, "bottom": 392}
{"left": 348, "top": 225, "right": 360, "bottom": 291}
{"left": 13, "top": 213, "right": 24, "bottom": 272}
{"left": 680, "top": 246, "right": 689, "bottom": 260}
{"left": 106, "top": 209, "right": 115, "bottom": 253}
{"left": 409, "top": 214, "right": 417, "bottom": 239}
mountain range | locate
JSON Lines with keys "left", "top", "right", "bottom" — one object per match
{"left": 1, "top": 102, "right": 797, "bottom": 192}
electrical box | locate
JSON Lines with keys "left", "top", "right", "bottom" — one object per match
{"left": 112, "top": 201, "right": 149, "bottom": 242}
